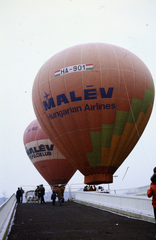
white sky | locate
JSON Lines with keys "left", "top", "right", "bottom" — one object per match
{"left": 1, "top": 0, "right": 156, "bottom": 197}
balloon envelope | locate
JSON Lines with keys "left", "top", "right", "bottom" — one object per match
{"left": 32, "top": 43, "right": 154, "bottom": 184}
{"left": 23, "top": 119, "right": 77, "bottom": 186}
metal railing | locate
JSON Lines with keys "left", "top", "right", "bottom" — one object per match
{"left": 0, "top": 194, "right": 16, "bottom": 240}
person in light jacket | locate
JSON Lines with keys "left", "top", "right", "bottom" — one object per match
{"left": 56, "top": 184, "right": 64, "bottom": 206}
{"left": 147, "top": 173, "right": 156, "bottom": 224}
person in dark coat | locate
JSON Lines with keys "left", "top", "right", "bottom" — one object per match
{"left": 37, "top": 186, "right": 42, "bottom": 204}
{"left": 147, "top": 173, "right": 156, "bottom": 224}
{"left": 51, "top": 190, "right": 57, "bottom": 206}
{"left": 16, "top": 188, "right": 21, "bottom": 203}
{"left": 40, "top": 184, "right": 45, "bottom": 203}
{"left": 20, "top": 188, "right": 24, "bottom": 203}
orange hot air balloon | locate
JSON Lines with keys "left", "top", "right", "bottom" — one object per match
{"left": 23, "top": 119, "right": 77, "bottom": 186}
{"left": 32, "top": 43, "right": 155, "bottom": 185}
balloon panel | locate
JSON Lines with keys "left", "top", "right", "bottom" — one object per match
{"left": 32, "top": 43, "right": 154, "bottom": 184}
{"left": 23, "top": 119, "right": 76, "bottom": 185}
{"left": 33, "top": 159, "right": 76, "bottom": 186}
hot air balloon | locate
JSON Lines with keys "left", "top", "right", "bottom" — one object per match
{"left": 23, "top": 119, "right": 77, "bottom": 187}
{"left": 32, "top": 43, "right": 154, "bottom": 185}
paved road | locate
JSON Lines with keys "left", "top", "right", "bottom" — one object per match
{"left": 7, "top": 201, "right": 156, "bottom": 240}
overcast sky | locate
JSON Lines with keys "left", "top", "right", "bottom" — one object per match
{"left": 1, "top": 0, "right": 156, "bottom": 197}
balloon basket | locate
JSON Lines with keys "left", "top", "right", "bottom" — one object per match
{"left": 85, "top": 173, "right": 113, "bottom": 185}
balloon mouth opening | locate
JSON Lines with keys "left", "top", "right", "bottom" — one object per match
{"left": 84, "top": 173, "right": 113, "bottom": 185}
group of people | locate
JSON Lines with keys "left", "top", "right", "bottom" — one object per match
{"left": 15, "top": 184, "right": 64, "bottom": 206}
{"left": 83, "top": 185, "right": 96, "bottom": 191}
{"left": 34, "top": 184, "right": 64, "bottom": 206}
{"left": 16, "top": 187, "right": 24, "bottom": 203}
{"left": 147, "top": 167, "right": 156, "bottom": 224}
{"left": 35, "top": 184, "right": 45, "bottom": 204}
{"left": 51, "top": 184, "right": 64, "bottom": 206}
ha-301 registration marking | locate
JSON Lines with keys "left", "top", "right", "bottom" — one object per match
{"left": 54, "top": 64, "right": 93, "bottom": 77}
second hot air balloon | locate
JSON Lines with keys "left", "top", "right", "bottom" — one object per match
{"left": 32, "top": 43, "right": 155, "bottom": 184}
{"left": 23, "top": 119, "right": 77, "bottom": 187}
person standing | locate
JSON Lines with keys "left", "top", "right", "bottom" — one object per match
{"left": 40, "top": 184, "right": 45, "bottom": 203}
{"left": 51, "top": 190, "right": 57, "bottom": 206}
{"left": 20, "top": 188, "right": 24, "bottom": 203}
{"left": 16, "top": 188, "right": 21, "bottom": 203}
{"left": 35, "top": 186, "right": 39, "bottom": 203}
{"left": 56, "top": 184, "right": 64, "bottom": 206}
{"left": 37, "top": 185, "right": 42, "bottom": 204}
{"left": 147, "top": 173, "right": 156, "bottom": 224}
